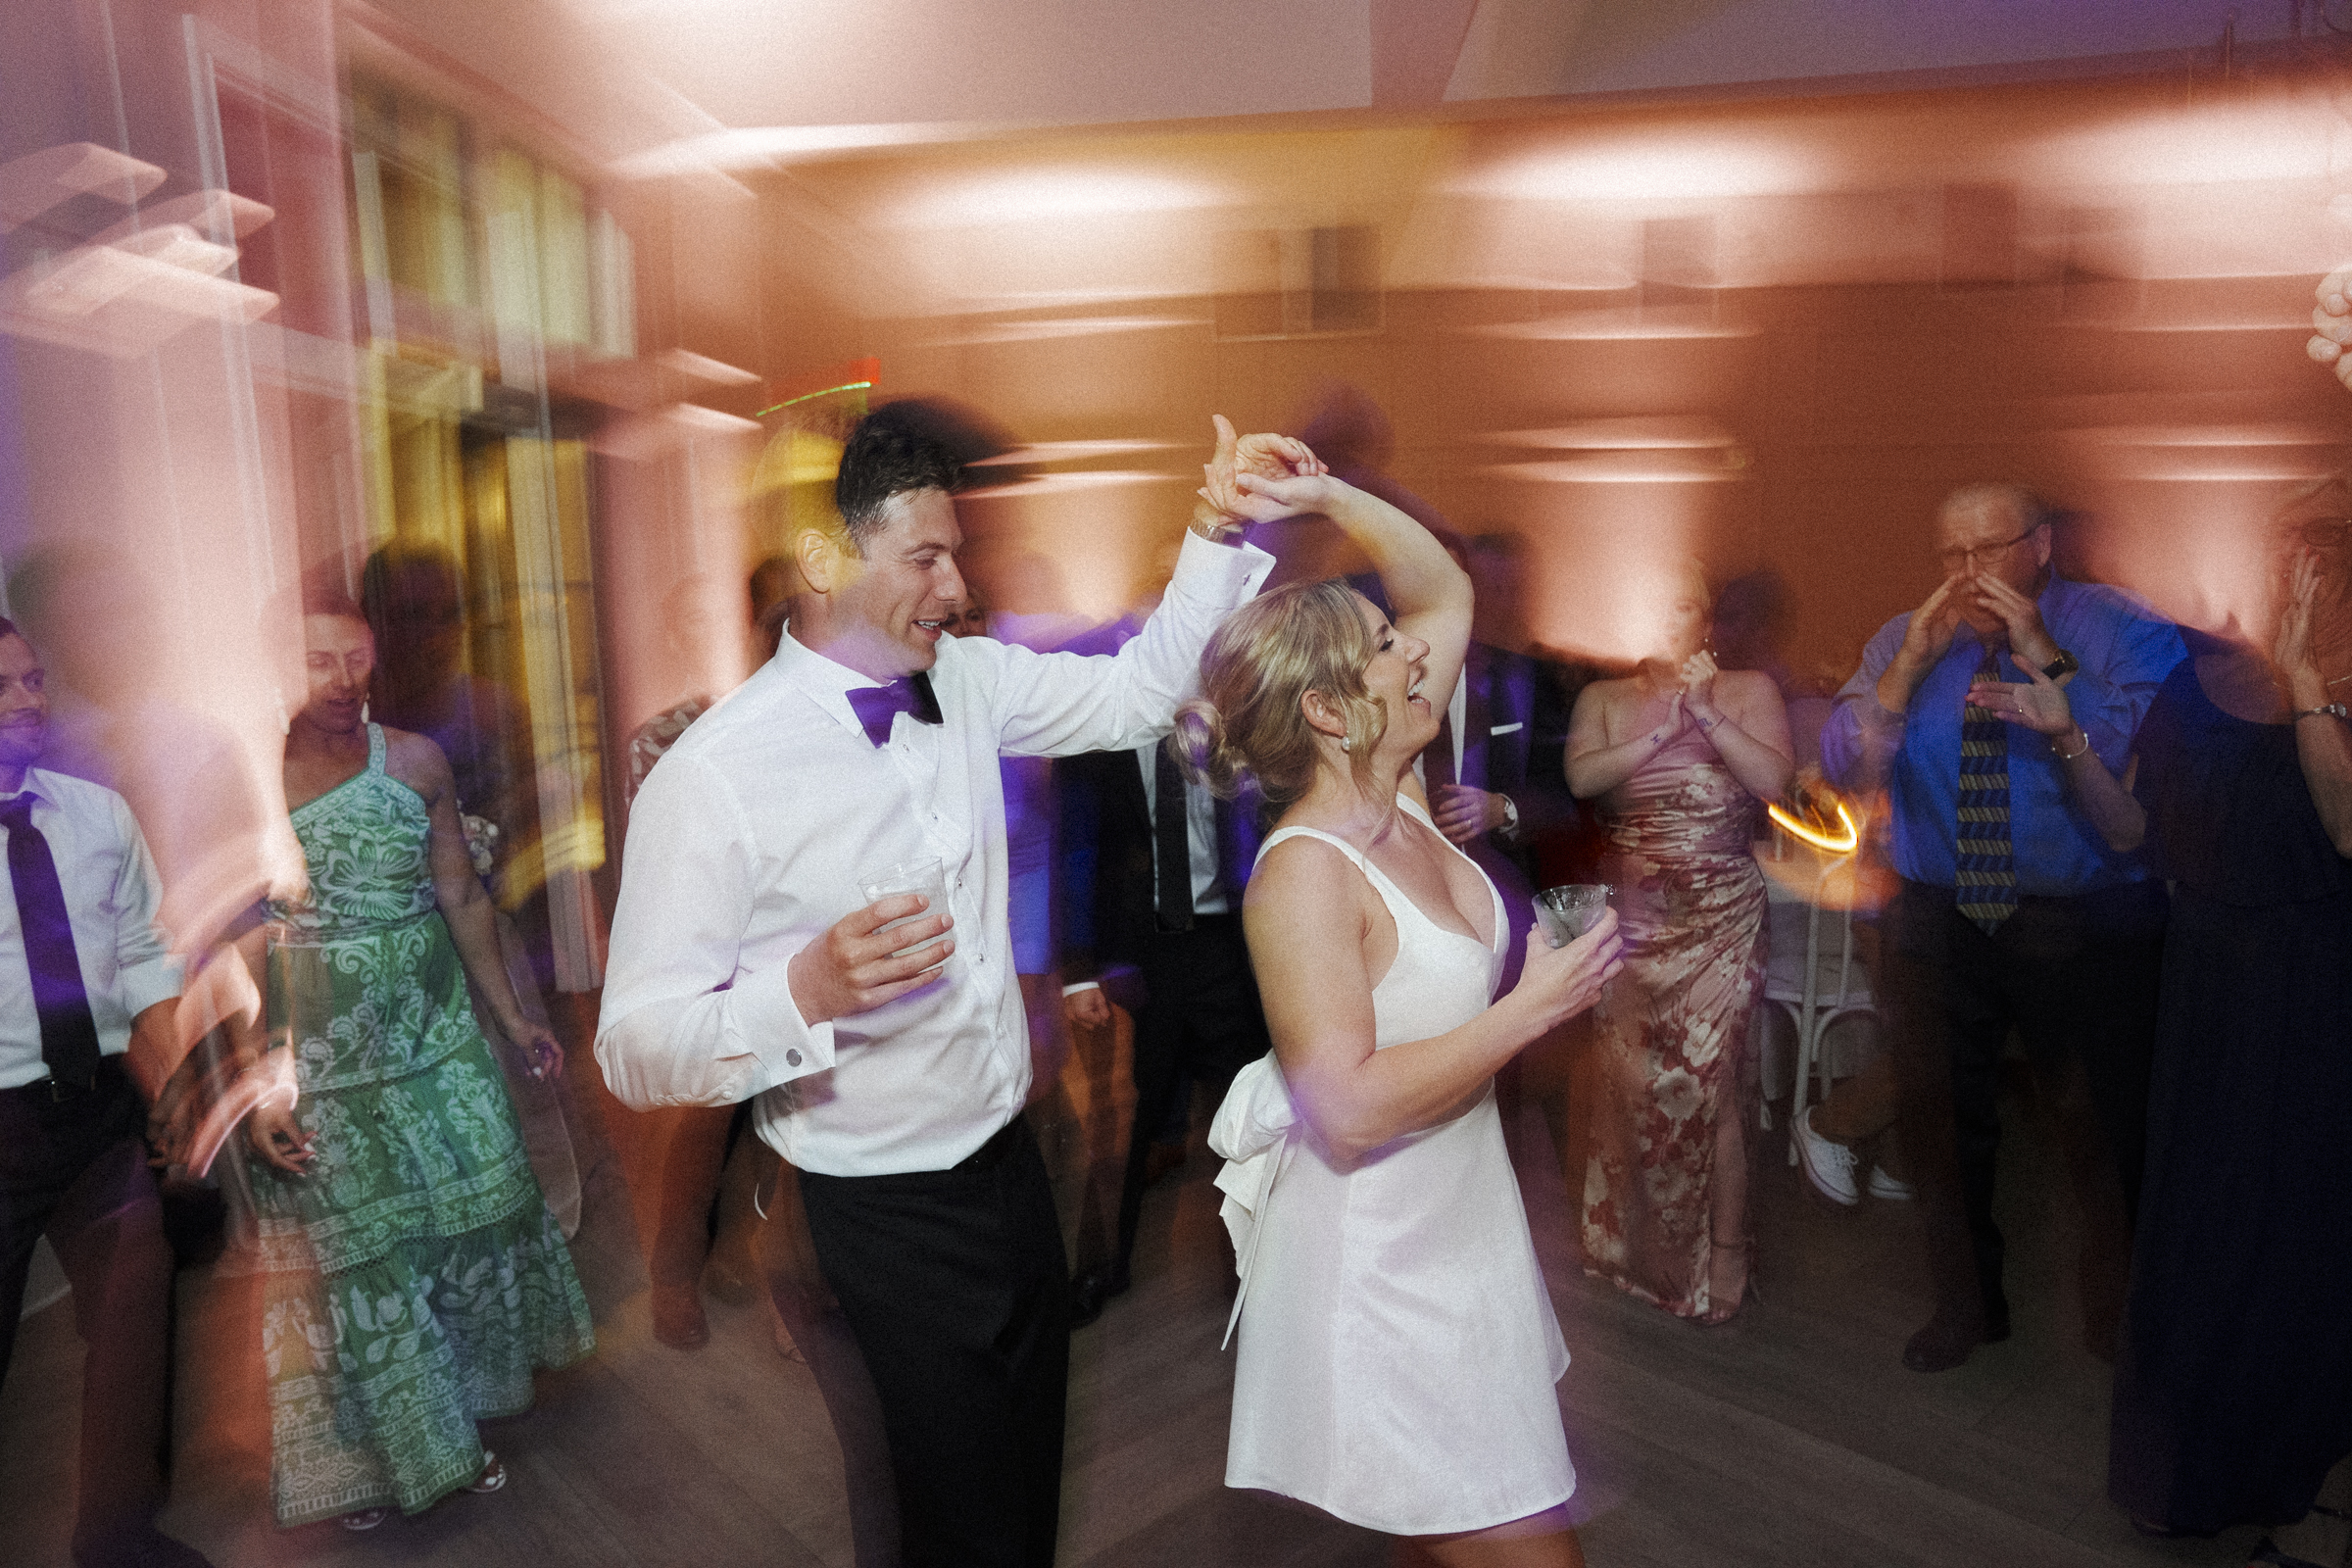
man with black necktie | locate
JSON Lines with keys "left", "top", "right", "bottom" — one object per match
{"left": 0, "top": 618, "right": 209, "bottom": 1568}
{"left": 1055, "top": 727, "right": 1271, "bottom": 1324}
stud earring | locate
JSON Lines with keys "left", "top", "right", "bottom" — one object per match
{"left": 1341, "top": 734, "right": 1351, "bottom": 753}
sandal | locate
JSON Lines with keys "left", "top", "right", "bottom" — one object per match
{"left": 1698, "top": 1236, "right": 1755, "bottom": 1326}
{"left": 467, "top": 1453, "right": 508, "bottom": 1494}
{"left": 339, "top": 1508, "right": 389, "bottom": 1532}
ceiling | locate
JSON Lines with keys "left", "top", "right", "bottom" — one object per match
{"left": 371, "top": 0, "right": 2313, "bottom": 174}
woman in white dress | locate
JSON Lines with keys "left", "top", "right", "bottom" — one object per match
{"left": 1180, "top": 439, "right": 1624, "bottom": 1566}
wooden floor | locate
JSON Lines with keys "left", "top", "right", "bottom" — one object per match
{"left": 0, "top": 1037, "right": 2282, "bottom": 1568}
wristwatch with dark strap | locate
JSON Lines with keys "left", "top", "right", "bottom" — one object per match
{"left": 2040, "top": 648, "right": 2079, "bottom": 681}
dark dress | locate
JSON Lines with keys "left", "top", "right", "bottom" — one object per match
{"left": 2107, "top": 656, "right": 2352, "bottom": 1530}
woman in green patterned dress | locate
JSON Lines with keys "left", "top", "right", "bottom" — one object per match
{"left": 241, "top": 592, "right": 593, "bottom": 1530}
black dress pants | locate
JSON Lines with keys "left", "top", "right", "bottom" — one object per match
{"left": 0, "top": 1057, "right": 176, "bottom": 1561}
{"left": 797, "top": 1116, "right": 1070, "bottom": 1568}
{"left": 1115, "top": 914, "right": 1271, "bottom": 1276}
{"left": 1880, "top": 877, "right": 2165, "bottom": 1334}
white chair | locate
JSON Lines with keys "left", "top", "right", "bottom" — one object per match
{"left": 1757, "top": 854, "right": 1878, "bottom": 1163}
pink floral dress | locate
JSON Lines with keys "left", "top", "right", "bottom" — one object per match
{"left": 1578, "top": 723, "right": 1768, "bottom": 1319}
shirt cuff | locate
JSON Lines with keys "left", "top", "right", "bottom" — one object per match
{"left": 116, "top": 955, "right": 184, "bottom": 1021}
{"left": 728, "top": 957, "right": 839, "bottom": 1088}
{"left": 1167, "top": 527, "right": 1275, "bottom": 606}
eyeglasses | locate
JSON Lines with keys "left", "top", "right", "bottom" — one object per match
{"left": 1936, "top": 524, "right": 2042, "bottom": 572}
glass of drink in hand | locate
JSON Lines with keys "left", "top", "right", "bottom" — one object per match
{"left": 1535, "top": 884, "right": 1609, "bottom": 949}
{"left": 859, "top": 857, "right": 952, "bottom": 970}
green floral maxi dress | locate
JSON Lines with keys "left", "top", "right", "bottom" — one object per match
{"left": 250, "top": 725, "right": 593, "bottom": 1526}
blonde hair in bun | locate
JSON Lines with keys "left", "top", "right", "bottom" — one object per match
{"left": 1176, "top": 580, "right": 1387, "bottom": 808}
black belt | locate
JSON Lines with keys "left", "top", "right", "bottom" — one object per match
{"left": 949, "top": 1116, "right": 1025, "bottom": 1174}
{"left": 1, "top": 1054, "right": 132, "bottom": 1106}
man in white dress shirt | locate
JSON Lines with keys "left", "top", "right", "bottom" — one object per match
{"left": 599, "top": 406, "right": 1276, "bottom": 1566}
{"left": 0, "top": 619, "right": 209, "bottom": 1568}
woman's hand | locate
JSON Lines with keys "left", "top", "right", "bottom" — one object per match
{"left": 2311, "top": 264, "right": 2352, "bottom": 393}
{"left": 1963, "top": 653, "right": 2075, "bottom": 737}
{"left": 1199, "top": 415, "right": 1326, "bottom": 525}
{"left": 1509, "top": 906, "right": 1624, "bottom": 1033}
{"left": 246, "top": 1102, "right": 315, "bottom": 1175}
{"left": 1679, "top": 650, "right": 1722, "bottom": 725}
{"left": 2276, "top": 547, "right": 2323, "bottom": 686}
{"left": 504, "top": 1018, "right": 564, "bottom": 1082}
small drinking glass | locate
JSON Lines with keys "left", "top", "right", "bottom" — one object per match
{"left": 1534, "top": 884, "right": 1609, "bottom": 949}
{"left": 859, "top": 857, "right": 952, "bottom": 966}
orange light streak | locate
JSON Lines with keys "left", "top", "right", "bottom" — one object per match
{"left": 1768, "top": 796, "right": 1859, "bottom": 855}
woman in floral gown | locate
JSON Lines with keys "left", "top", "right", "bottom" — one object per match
{"left": 1567, "top": 564, "right": 1790, "bottom": 1321}
{"left": 242, "top": 591, "right": 593, "bottom": 1530}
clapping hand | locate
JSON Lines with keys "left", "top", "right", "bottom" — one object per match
{"left": 2275, "top": 547, "right": 2323, "bottom": 684}
{"left": 1679, "top": 650, "right": 1722, "bottom": 726}
{"left": 1199, "top": 415, "right": 1327, "bottom": 527}
{"left": 1967, "top": 571, "right": 2059, "bottom": 669}
{"left": 1895, "top": 576, "right": 1965, "bottom": 672}
{"left": 1965, "top": 652, "right": 2076, "bottom": 737}
{"left": 2311, "top": 265, "right": 2352, "bottom": 394}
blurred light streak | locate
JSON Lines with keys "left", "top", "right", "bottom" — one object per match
{"left": 1768, "top": 795, "right": 1859, "bottom": 855}
{"left": 0, "top": 242, "right": 278, "bottom": 358}
{"left": 612, "top": 123, "right": 991, "bottom": 177}
{"left": 882, "top": 169, "right": 1232, "bottom": 227}
{"left": 1481, "top": 458, "right": 1748, "bottom": 483}
{"left": 961, "top": 470, "right": 1176, "bottom": 499}
{"left": 593, "top": 403, "right": 761, "bottom": 464}
{"left": 1477, "top": 417, "right": 1737, "bottom": 450}
{"left": 2024, "top": 99, "right": 2337, "bottom": 189}
{"left": 927, "top": 316, "right": 1207, "bottom": 345}
{"left": 967, "top": 439, "right": 1178, "bottom": 466}
{"left": 1468, "top": 312, "right": 1757, "bottom": 340}
{"left": 1454, "top": 133, "right": 1828, "bottom": 202}
{"left": 0, "top": 142, "right": 165, "bottom": 229}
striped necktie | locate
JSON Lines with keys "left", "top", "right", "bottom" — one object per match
{"left": 1954, "top": 644, "right": 2018, "bottom": 933}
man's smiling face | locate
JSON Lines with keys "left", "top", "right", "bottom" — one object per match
{"left": 829, "top": 488, "right": 967, "bottom": 678}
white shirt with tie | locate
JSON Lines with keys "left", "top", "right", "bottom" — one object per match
{"left": 0, "top": 768, "right": 182, "bottom": 1090}
{"left": 596, "top": 529, "right": 1273, "bottom": 1177}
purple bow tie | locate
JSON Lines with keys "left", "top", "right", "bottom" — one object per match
{"left": 845, "top": 672, "right": 943, "bottom": 748}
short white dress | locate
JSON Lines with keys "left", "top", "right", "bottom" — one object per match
{"left": 1215, "top": 796, "right": 1575, "bottom": 1536}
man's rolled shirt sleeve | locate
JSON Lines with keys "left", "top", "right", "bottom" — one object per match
{"left": 108, "top": 793, "right": 183, "bottom": 1016}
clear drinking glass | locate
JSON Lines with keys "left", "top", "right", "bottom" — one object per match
{"left": 1534, "top": 884, "right": 1609, "bottom": 949}
{"left": 859, "top": 857, "right": 952, "bottom": 966}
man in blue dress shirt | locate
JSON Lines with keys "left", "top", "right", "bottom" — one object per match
{"left": 1823, "top": 483, "right": 2183, "bottom": 1373}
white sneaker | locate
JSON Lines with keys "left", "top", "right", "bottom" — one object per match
{"left": 1868, "top": 1165, "right": 1915, "bottom": 1201}
{"left": 1793, "top": 1106, "right": 1860, "bottom": 1205}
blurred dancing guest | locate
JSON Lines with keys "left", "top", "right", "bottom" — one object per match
{"left": 241, "top": 590, "right": 592, "bottom": 1531}
{"left": 1567, "top": 563, "right": 1790, "bottom": 1322}
{"left": 623, "top": 557, "right": 797, "bottom": 1350}
{"left": 1822, "top": 484, "right": 2181, "bottom": 1372}
{"left": 597, "top": 407, "right": 1276, "bottom": 1567}
{"left": 1055, "top": 707, "right": 1270, "bottom": 1325}
{"left": 1969, "top": 524, "right": 2352, "bottom": 1549}
{"left": 0, "top": 619, "right": 212, "bottom": 1567}
{"left": 1193, "top": 453, "right": 1620, "bottom": 1564}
